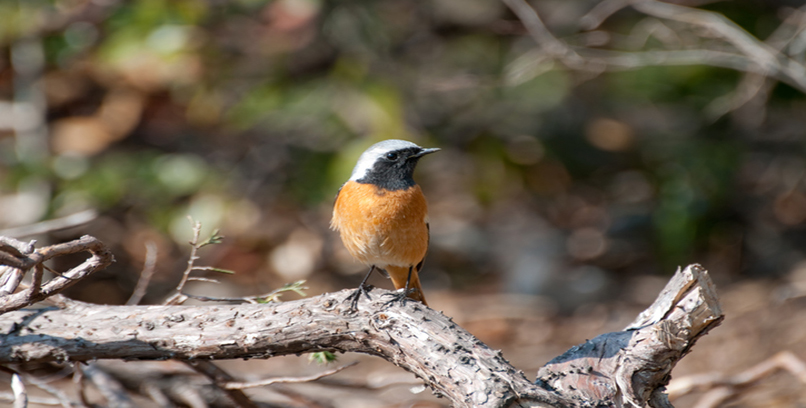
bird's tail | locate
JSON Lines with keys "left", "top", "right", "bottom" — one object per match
{"left": 386, "top": 265, "right": 428, "bottom": 306}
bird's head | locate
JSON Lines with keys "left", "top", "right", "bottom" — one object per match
{"left": 349, "top": 139, "right": 440, "bottom": 190}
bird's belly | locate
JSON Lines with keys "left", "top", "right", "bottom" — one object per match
{"left": 333, "top": 182, "right": 429, "bottom": 268}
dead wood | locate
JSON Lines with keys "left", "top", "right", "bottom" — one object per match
{"left": 0, "top": 264, "right": 722, "bottom": 407}
{"left": 0, "top": 235, "right": 114, "bottom": 313}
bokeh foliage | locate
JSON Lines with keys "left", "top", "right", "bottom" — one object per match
{"left": 2, "top": 0, "right": 806, "bottom": 307}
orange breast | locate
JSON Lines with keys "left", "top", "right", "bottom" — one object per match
{"left": 332, "top": 181, "right": 429, "bottom": 268}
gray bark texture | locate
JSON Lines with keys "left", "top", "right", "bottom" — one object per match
{"left": 0, "top": 263, "right": 721, "bottom": 408}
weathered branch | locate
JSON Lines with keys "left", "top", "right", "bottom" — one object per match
{"left": 0, "top": 264, "right": 722, "bottom": 407}
{"left": 0, "top": 287, "right": 569, "bottom": 407}
{"left": 0, "top": 235, "right": 114, "bottom": 313}
{"left": 536, "top": 265, "right": 723, "bottom": 408}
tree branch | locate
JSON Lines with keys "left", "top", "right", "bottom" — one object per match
{"left": 0, "top": 235, "right": 114, "bottom": 314}
{"left": 0, "top": 264, "right": 723, "bottom": 408}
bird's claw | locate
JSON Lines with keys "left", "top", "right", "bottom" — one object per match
{"left": 381, "top": 288, "right": 411, "bottom": 307}
{"left": 346, "top": 284, "right": 372, "bottom": 311}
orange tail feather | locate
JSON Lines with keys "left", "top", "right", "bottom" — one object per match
{"left": 386, "top": 265, "right": 427, "bottom": 306}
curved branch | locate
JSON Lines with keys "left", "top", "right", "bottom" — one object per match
{"left": 0, "top": 287, "right": 569, "bottom": 407}
{"left": 0, "top": 264, "right": 722, "bottom": 408}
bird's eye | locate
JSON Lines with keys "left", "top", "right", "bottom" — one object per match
{"left": 385, "top": 152, "right": 398, "bottom": 160}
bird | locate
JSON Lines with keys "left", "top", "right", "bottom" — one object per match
{"left": 331, "top": 139, "right": 439, "bottom": 308}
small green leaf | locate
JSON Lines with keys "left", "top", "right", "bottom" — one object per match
{"left": 199, "top": 229, "right": 224, "bottom": 247}
{"left": 309, "top": 351, "right": 337, "bottom": 365}
{"left": 282, "top": 280, "right": 308, "bottom": 296}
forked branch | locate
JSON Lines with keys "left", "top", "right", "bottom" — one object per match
{"left": 0, "top": 235, "right": 114, "bottom": 314}
{"left": 0, "top": 265, "right": 722, "bottom": 408}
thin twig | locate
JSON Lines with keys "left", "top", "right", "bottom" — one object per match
{"left": 763, "top": 5, "right": 806, "bottom": 52}
{"left": 26, "top": 373, "right": 79, "bottom": 408}
{"left": 315, "top": 376, "right": 424, "bottom": 390}
{"left": 706, "top": 4, "right": 806, "bottom": 120}
{"left": 270, "top": 385, "right": 333, "bottom": 408}
{"left": 185, "top": 361, "right": 259, "bottom": 408}
{"left": 508, "top": 0, "right": 806, "bottom": 96}
{"left": 11, "top": 374, "right": 27, "bottom": 408}
{"left": 126, "top": 240, "right": 158, "bottom": 306}
{"left": 0, "top": 266, "right": 25, "bottom": 296}
{"left": 73, "top": 362, "right": 92, "bottom": 408}
{"left": 668, "top": 350, "right": 806, "bottom": 405}
{"left": 580, "top": 0, "right": 640, "bottom": 30}
{"left": 223, "top": 362, "right": 358, "bottom": 390}
{"left": 182, "top": 280, "right": 307, "bottom": 304}
{"left": 631, "top": 0, "right": 806, "bottom": 90}
{"left": 0, "top": 392, "right": 61, "bottom": 406}
{"left": 186, "top": 277, "right": 220, "bottom": 284}
{"left": 81, "top": 364, "right": 136, "bottom": 408}
{"left": 141, "top": 382, "right": 172, "bottom": 408}
{"left": 0, "top": 209, "right": 97, "bottom": 238}
{"left": 501, "top": 0, "right": 585, "bottom": 69}
{"left": 163, "top": 218, "right": 204, "bottom": 306}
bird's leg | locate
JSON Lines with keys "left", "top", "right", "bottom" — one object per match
{"left": 346, "top": 265, "right": 376, "bottom": 310}
{"left": 382, "top": 266, "right": 413, "bottom": 306}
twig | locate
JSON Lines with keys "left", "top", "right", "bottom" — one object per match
{"left": 0, "top": 236, "right": 36, "bottom": 256}
{"left": 223, "top": 362, "right": 358, "bottom": 390}
{"left": 270, "top": 385, "right": 333, "bottom": 408}
{"left": 80, "top": 364, "right": 136, "bottom": 408}
{"left": 668, "top": 350, "right": 806, "bottom": 405}
{"left": 164, "top": 218, "right": 224, "bottom": 306}
{"left": 185, "top": 361, "right": 259, "bottom": 408}
{"left": 501, "top": 0, "right": 585, "bottom": 69}
{"left": 0, "top": 266, "right": 26, "bottom": 296}
{"left": 0, "top": 210, "right": 97, "bottom": 238}
{"left": 508, "top": 0, "right": 806, "bottom": 97}
{"left": 580, "top": 0, "right": 640, "bottom": 30}
{"left": 706, "top": 5, "right": 806, "bottom": 120}
{"left": 25, "top": 373, "right": 79, "bottom": 408}
{"left": 28, "top": 264, "right": 44, "bottom": 301}
{"left": 73, "top": 363, "right": 91, "bottom": 408}
{"left": 11, "top": 373, "right": 27, "bottom": 408}
{"left": 0, "top": 237, "right": 36, "bottom": 296}
{"left": 183, "top": 280, "right": 307, "bottom": 304}
{"left": 763, "top": 5, "right": 806, "bottom": 54}
{"left": 125, "top": 240, "right": 158, "bottom": 306}
{"left": 168, "top": 382, "right": 207, "bottom": 408}
{"left": 163, "top": 221, "right": 201, "bottom": 306}
{"left": 631, "top": 0, "right": 806, "bottom": 90}
{"left": 0, "top": 392, "right": 61, "bottom": 406}
{"left": 141, "top": 382, "right": 172, "bottom": 408}
{"left": 577, "top": 48, "right": 806, "bottom": 92}
{"left": 0, "top": 235, "right": 114, "bottom": 314}
{"left": 186, "top": 277, "right": 220, "bottom": 284}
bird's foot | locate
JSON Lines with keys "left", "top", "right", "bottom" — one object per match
{"left": 381, "top": 288, "right": 412, "bottom": 307}
{"left": 346, "top": 284, "right": 373, "bottom": 311}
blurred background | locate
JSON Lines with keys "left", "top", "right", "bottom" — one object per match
{"left": 2, "top": 0, "right": 806, "bottom": 406}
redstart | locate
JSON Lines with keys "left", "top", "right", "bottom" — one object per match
{"left": 332, "top": 139, "right": 439, "bottom": 308}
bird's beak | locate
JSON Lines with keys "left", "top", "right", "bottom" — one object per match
{"left": 413, "top": 147, "right": 440, "bottom": 158}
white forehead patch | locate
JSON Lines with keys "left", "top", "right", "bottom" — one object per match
{"left": 348, "top": 139, "right": 422, "bottom": 181}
